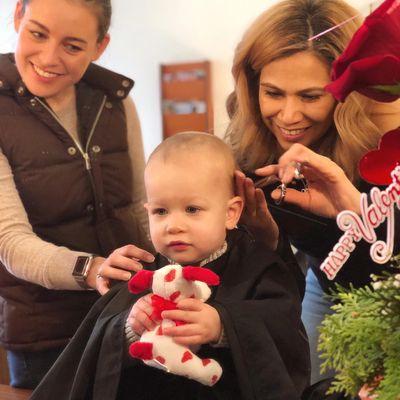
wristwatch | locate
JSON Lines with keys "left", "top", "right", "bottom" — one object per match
{"left": 72, "top": 255, "right": 95, "bottom": 289}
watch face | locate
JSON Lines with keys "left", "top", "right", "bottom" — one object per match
{"left": 73, "top": 256, "right": 89, "bottom": 276}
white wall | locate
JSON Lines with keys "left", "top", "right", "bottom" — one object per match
{"left": 0, "top": 0, "right": 381, "bottom": 157}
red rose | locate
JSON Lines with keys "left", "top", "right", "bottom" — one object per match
{"left": 325, "top": 0, "right": 400, "bottom": 102}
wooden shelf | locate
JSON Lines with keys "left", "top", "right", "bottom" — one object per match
{"left": 163, "top": 80, "right": 206, "bottom": 100}
{"left": 161, "top": 61, "right": 213, "bottom": 139}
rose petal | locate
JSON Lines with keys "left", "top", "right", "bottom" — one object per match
{"left": 326, "top": 0, "right": 400, "bottom": 102}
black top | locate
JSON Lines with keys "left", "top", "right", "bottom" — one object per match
{"left": 30, "top": 228, "right": 310, "bottom": 400}
{"left": 260, "top": 179, "right": 400, "bottom": 292}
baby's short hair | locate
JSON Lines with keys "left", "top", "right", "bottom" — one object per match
{"left": 147, "top": 132, "right": 237, "bottom": 195}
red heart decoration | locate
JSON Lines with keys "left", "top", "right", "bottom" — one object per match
{"left": 359, "top": 128, "right": 400, "bottom": 185}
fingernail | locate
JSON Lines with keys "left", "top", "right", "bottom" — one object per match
{"left": 271, "top": 190, "right": 279, "bottom": 200}
{"left": 124, "top": 273, "right": 131, "bottom": 280}
{"left": 146, "top": 254, "right": 155, "bottom": 262}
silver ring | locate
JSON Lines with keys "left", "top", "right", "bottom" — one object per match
{"left": 274, "top": 183, "right": 287, "bottom": 205}
{"left": 96, "top": 273, "right": 103, "bottom": 279}
{"left": 294, "top": 162, "right": 303, "bottom": 180}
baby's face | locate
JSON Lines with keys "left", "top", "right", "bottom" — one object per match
{"left": 144, "top": 156, "right": 235, "bottom": 265}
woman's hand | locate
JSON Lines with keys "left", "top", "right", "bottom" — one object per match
{"left": 126, "top": 293, "right": 159, "bottom": 335}
{"left": 235, "top": 170, "right": 279, "bottom": 250}
{"left": 255, "top": 143, "right": 361, "bottom": 219}
{"left": 87, "top": 244, "right": 155, "bottom": 294}
{"left": 161, "top": 299, "right": 221, "bottom": 346}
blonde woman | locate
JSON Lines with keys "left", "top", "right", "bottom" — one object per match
{"left": 226, "top": 0, "right": 400, "bottom": 385}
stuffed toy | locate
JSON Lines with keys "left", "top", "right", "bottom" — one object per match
{"left": 128, "top": 264, "right": 223, "bottom": 386}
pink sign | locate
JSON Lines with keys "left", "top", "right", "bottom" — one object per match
{"left": 320, "top": 166, "right": 400, "bottom": 280}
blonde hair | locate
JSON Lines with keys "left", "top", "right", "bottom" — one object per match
{"left": 226, "top": 0, "right": 381, "bottom": 183}
{"left": 147, "top": 132, "right": 237, "bottom": 194}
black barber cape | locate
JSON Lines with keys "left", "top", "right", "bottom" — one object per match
{"left": 31, "top": 228, "right": 310, "bottom": 400}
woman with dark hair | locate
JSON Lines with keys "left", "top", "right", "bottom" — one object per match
{"left": 0, "top": 0, "right": 152, "bottom": 388}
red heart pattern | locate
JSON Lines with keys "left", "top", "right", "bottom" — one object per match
{"left": 181, "top": 351, "right": 193, "bottom": 363}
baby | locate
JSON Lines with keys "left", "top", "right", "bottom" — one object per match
{"left": 127, "top": 132, "right": 243, "bottom": 348}
{"left": 31, "top": 132, "right": 310, "bottom": 400}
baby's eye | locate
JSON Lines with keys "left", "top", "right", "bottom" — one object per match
{"left": 186, "top": 206, "right": 200, "bottom": 214}
{"left": 153, "top": 208, "right": 167, "bottom": 215}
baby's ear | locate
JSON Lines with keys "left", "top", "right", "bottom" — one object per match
{"left": 225, "top": 196, "right": 243, "bottom": 230}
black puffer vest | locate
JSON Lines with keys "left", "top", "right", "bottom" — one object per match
{"left": 0, "top": 53, "right": 145, "bottom": 351}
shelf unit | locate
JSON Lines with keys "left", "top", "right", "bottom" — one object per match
{"left": 160, "top": 61, "right": 213, "bottom": 139}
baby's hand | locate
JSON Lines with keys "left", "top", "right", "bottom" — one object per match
{"left": 126, "top": 293, "right": 158, "bottom": 335}
{"left": 161, "top": 298, "right": 221, "bottom": 346}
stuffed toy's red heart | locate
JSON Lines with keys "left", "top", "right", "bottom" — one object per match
{"left": 359, "top": 128, "right": 400, "bottom": 185}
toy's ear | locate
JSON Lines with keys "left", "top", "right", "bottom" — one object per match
{"left": 182, "top": 266, "right": 220, "bottom": 286}
{"left": 128, "top": 270, "right": 154, "bottom": 294}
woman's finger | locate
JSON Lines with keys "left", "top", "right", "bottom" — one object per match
{"left": 115, "top": 244, "right": 155, "bottom": 263}
{"left": 278, "top": 144, "right": 342, "bottom": 184}
{"left": 106, "top": 253, "right": 145, "bottom": 272}
{"left": 244, "top": 177, "right": 257, "bottom": 214}
{"left": 96, "top": 275, "right": 110, "bottom": 295}
{"left": 254, "top": 164, "right": 279, "bottom": 177}
{"left": 255, "top": 188, "right": 269, "bottom": 215}
{"left": 99, "top": 264, "right": 132, "bottom": 281}
{"left": 271, "top": 187, "right": 311, "bottom": 211}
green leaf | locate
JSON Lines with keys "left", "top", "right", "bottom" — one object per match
{"left": 372, "top": 83, "right": 400, "bottom": 95}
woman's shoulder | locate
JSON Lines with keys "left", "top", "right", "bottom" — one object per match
{"left": 81, "top": 63, "right": 135, "bottom": 101}
{"left": 368, "top": 98, "right": 400, "bottom": 133}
